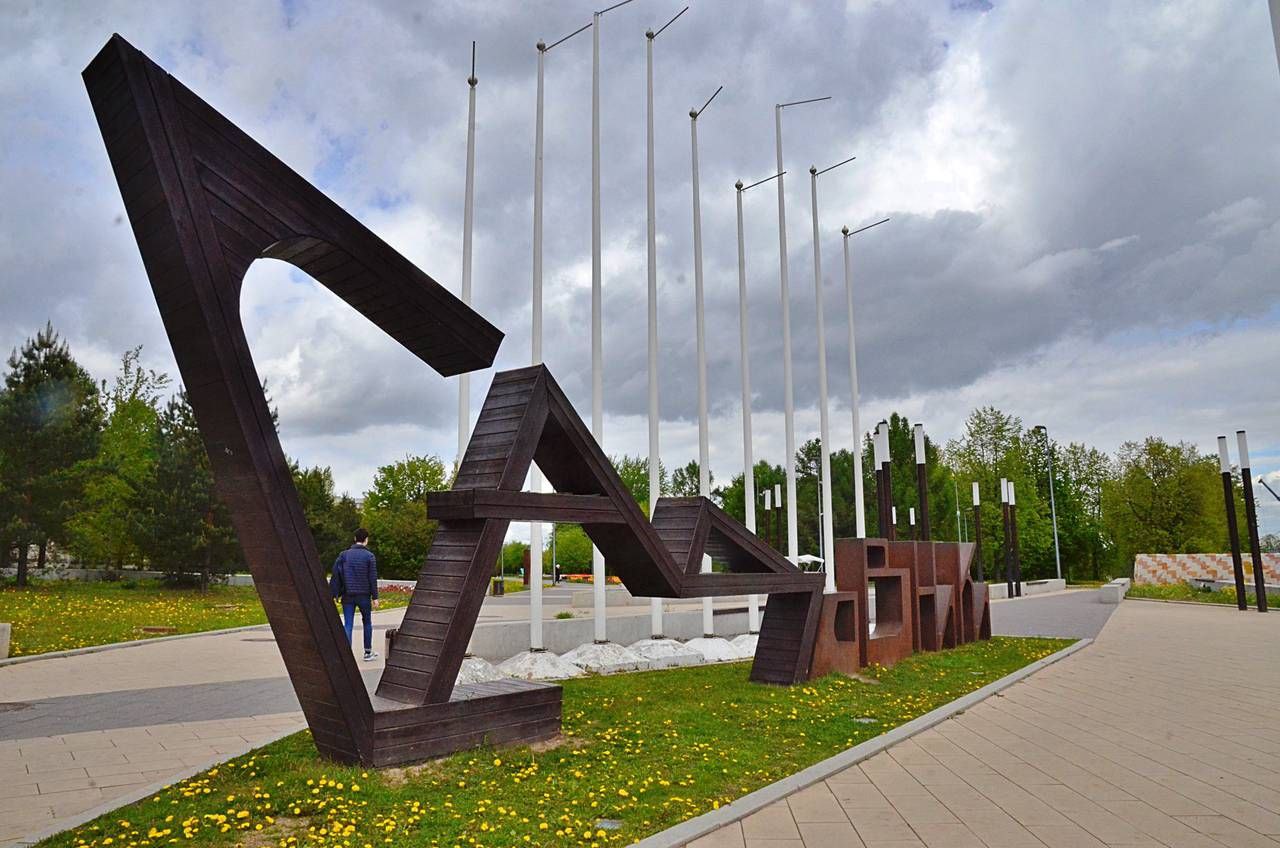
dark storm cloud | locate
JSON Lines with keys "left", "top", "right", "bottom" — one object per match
{"left": 3, "top": 0, "right": 1279, "bottom": 516}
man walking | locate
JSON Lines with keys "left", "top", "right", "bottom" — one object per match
{"left": 331, "top": 528, "right": 380, "bottom": 661}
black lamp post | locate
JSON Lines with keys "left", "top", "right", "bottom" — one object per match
{"left": 1218, "top": 435, "right": 1248, "bottom": 611}
{"left": 913, "top": 423, "right": 930, "bottom": 541}
{"left": 972, "top": 481, "right": 984, "bottom": 582}
{"left": 1236, "top": 431, "right": 1268, "bottom": 613}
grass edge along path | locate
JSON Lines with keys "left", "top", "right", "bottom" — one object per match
{"left": 39, "top": 636, "right": 1071, "bottom": 848}
{"left": 1128, "top": 582, "right": 1280, "bottom": 607}
{"left": 0, "top": 580, "right": 411, "bottom": 658}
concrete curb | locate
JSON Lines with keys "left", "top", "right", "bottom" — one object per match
{"left": 11, "top": 721, "right": 306, "bottom": 847}
{"left": 632, "top": 637, "right": 1093, "bottom": 848}
{"left": 0, "top": 622, "right": 275, "bottom": 667}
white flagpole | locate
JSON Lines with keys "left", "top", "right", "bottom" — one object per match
{"left": 458, "top": 43, "right": 478, "bottom": 468}
{"left": 841, "top": 228, "right": 864, "bottom": 538}
{"left": 529, "top": 23, "right": 590, "bottom": 652}
{"left": 591, "top": 9, "right": 606, "bottom": 642}
{"left": 773, "top": 96, "right": 831, "bottom": 564}
{"left": 736, "top": 182, "right": 756, "bottom": 632}
{"left": 842, "top": 217, "right": 888, "bottom": 539}
{"left": 590, "top": 0, "right": 636, "bottom": 644}
{"left": 734, "top": 172, "right": 781, "bottom": 633}
{"left": 691, "top": 84, "right": 722, "bottom": 637}
{"left": 809, "top": 156, "right": 854, "bottom": 593}
{"left": 527, "top": 38, "right": 547, "bottom": 650}
{"left": 646, "top": 5, "right": 688, "bottom": 641}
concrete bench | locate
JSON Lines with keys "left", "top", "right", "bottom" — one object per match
{"left": 1099, "top": 578, "right": 1130, "bottom": 604}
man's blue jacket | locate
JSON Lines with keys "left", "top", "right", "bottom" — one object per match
{"left": 331, "top": 544, "right": 378, "bottom": 599}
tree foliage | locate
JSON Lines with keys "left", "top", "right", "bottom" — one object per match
{"left": 290, "top": 462, "right": 360, "bottom": 569}
{"left": 0, "top": 324, "right": 102, "bottom": 585}
{"left": 362, "top": 454, "right": 448, "bottom": 579}
{"left": 543, "top": 523, "right": 593, "bottom": 571}
{"left": 67, "top": 347, "right": 169, "bottom": 569}
{"left": 135, "top": 391, "right": 240, "bottom": 585}
{"left": 1101, "top": 438, "right": 1227, "bottom": 574}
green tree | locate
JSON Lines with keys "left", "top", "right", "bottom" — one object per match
{"left": 543, "top": 523, "right": 593, "bottom": 572}
{"left": 946, "top": 408, "right": 1051, "bottom": 581}
{"left": 66, "top": 348, "right": 169, "bottom": 570}
{"left": 136, "top": 391, "right": 240, "bottom": 587}
{"left": 290, "top": 463, "right": 360, "bottom": 569}
{"left": 714, "top": 460, "right": 788, "bottom": 552}
{"left": 362, "top": 454, "right": 448, "bottom": 579}
{"left": 500, "top": 541, "right": 529, "bottom": 577}
{"left": 609, "top": 454, "right": 667, "bottom": 514}
{"left": 1102, "top": 438, "right": 1225, "bottom": 575}
{"left": 1045, "top": 441, "right": 1113, "bottom": 581}
{"left": 669, "top": 460, "right": 711, "bottom": 499}
{"left": 0, "top": 324, "right": 102, "bottom": 585}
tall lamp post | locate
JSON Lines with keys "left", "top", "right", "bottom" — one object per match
{"left": 644, "top": 5, "right": 689, "bottom": 640}
{"left": 971, "top": 482, "right": 983, "bottom": 581}
{"left": 841, "top": 217, "right": 888, "bottom": 538}
{"left": 1237, "top": 431, "right": 1268, "bottom": 613}
{"left": 1009, "top": 480, "right": 1022, "bottom": 596}
{"left": 1218, "top": 436, "right": 1249, "bottom": 610}
{"left": 1000, "top": 478, "right": 1012, "bottom": 597}
{"left": 529, "top": 22, "right": 591, "bottom": 652}
{"left": 1033, "top": 425, "right": 1062, "bottom": 581}
{"left": 913, "top": 423, "right": 930, "bottom": 540}
{"left": 690, "top": 83, "right": 723, "bottom": 637}
{"left": 808, "top": 155, "right": 855, "bottom": 593}
{"left": 774, "top": 482, "right": 783, "bottom": 550}
{"left": 589, "top": 0, "right": 636, "bottom": 643}
{"left": 774, "top": 95, "right": 832, "bottom": 563}
{"left": 458, "top": 42, "right": 478, "bottom": 467}
{"left": 736, "top": 170, "right": 783, "bottom": 632}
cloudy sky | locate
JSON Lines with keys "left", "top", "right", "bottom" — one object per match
{"left": 3, "top": 0, "right": 1279, "bottom": 535}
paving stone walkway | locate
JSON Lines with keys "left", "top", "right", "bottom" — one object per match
{"left": 0, "top": 589, "right": 1113, "bottom": 845}
{"left": 693, "top": 600, "right": 1280, "bottom": 848}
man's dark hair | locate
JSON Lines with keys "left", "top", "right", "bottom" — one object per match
{"left": 354, "top": 528, "right": 369, "bottom": 543}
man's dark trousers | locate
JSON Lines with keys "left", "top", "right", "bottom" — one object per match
{"left": 343, "top": 595, "right": 373, "bottom": 653}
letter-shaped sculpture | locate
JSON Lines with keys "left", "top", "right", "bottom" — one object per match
{"left": 84, "top": 35, "right": 828, "bottom": 766}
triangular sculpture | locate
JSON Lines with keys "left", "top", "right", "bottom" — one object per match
{"left": 84, "top": 35, "right": 826, "bottom": 767}
{"left": 380, "top": 366, "right": 826, "bottom": 706}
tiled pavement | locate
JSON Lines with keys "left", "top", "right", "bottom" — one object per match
{"left": 0, "top": 589, "right": 1126, "bottom": 846}
{"left": 0, "top": 713, "right": 305, "bottom": 846}
{"left": 692, "top": 600, "right": 1280, "bottom": 848}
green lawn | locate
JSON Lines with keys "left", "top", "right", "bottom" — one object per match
{"left": 1128, "top": 582, "right": 1280, "bottom": 607}
{"left": 0, "top": 579, "right": 411, "bottom": 658}
{"left": 40, "top": 636, "right": 1071, "bottom": 848}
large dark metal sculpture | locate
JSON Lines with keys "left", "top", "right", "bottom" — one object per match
{"left": 83, "top": 34, "right": 826, "bottom": 767}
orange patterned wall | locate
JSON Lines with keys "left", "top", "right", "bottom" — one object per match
{"left": 1134, "top": 553, "right": 1280, "bottom": 586}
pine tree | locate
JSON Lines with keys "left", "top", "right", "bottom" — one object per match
{"left": 0, "top": 324, "right": 102, "bottom": 586}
